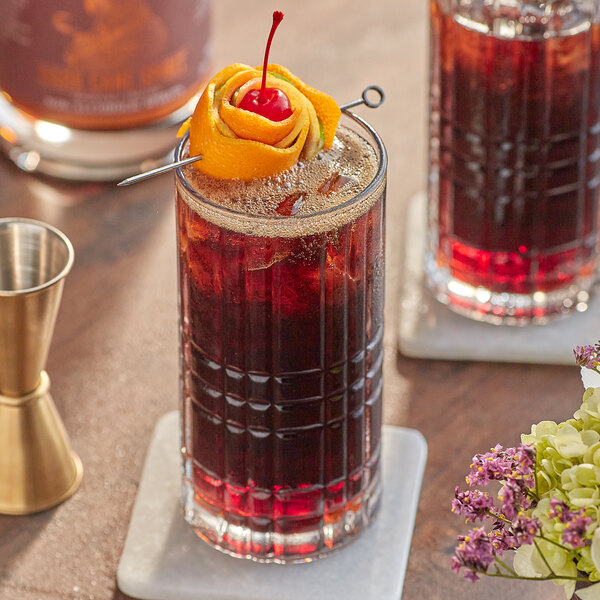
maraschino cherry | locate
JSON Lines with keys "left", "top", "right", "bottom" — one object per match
{"left": 237, "top": 11, "right": 293, "bottom": 122}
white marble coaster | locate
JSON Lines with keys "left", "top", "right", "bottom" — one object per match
{"left": 398, "top": 192, "right": 600, "bottom": 366}
{"left": 117, "top": 412, "right": 427, "bottom": 600}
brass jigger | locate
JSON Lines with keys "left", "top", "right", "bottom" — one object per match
{"left": 0, "top": 218, "right": 82, "bottom": 514}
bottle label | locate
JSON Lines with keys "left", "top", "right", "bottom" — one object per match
{"left": 0, "top": 0, "right": 211, "bottom": 128}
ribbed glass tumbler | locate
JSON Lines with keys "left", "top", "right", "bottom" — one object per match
{"left": 426, "top": 0, "right": 600, "bottom": 324}
{"left": 175, "top": 112, "right": 387, "bottom": 562}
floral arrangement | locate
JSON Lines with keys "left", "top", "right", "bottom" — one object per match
{"left": 451, "top": 343, "right": 600, "bottom": 599}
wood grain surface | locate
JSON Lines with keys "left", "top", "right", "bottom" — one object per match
{"left": 0, "top": 1, "right": 583, "bottom": 599}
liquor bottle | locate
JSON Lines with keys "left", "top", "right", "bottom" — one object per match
{"left": 0, "top": 0, "right": 211, "bottom": 180}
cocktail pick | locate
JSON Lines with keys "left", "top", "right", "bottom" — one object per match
{"left": 116, "top": 85, "right": 385, "bottom": 187}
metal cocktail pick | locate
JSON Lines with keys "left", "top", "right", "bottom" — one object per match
{"left": 116, "top": 85, "right": 385, "bottom": 187}
{"left": 0, "top": 218, "right": 82, "bottom": 514}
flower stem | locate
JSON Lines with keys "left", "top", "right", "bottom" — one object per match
{"left": 482, "top": 573, "right": 588, "bottom": 582}
{"left": 537, "top": 534, "right": 571, "bottom": 552}
{"left": 494, "top": 556, "right": 517, "bottom": 577}
{"left": 533, "top": 539, "right": 557, "bottom": 577}
{"left": 487, "top": 511, "right": 512, "bottom": 524}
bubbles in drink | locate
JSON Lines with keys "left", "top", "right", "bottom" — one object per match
{"left": 181, "top": 125, "right": 379, "bottom": 233}
{"left": 455, "top": 0, "right": 592, "bottom": 40}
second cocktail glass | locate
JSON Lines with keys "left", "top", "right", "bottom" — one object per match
{"left": 426, "top": 0, "right": 600, "bottom": 324}
{"left": 175, "top": 111, "right": 387, "bottom": 562}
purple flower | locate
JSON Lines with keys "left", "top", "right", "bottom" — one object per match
{"left": 513, "top": 445, "right": 536, "bottom": 485}
{"left": 488, "top": 527, "right": 517, "bottom": 553}
{"left": 562, "top": 524, "right": 591, "bottom": 549}
{"left": 498, "top": 479, "right": 534, "bottom": 521}
{"left": 450, "top": 444, "right": 546, "bottom": 584}
{"left": 574, "top": 343, "right": 600, "bottom": 370}
{"left": 549, "top": 498, "right": 593, "bottom": 548}
{"left": 467, "top": 444, "right": 510, "bottom": 486}
{"left": 464, "top": 567, "right": 481, "bottom": 583}
{"left": 467, "top": 444, "right": 536, "bottom": 489}
{"left": 450, "top": 556, "right": 462, "bottom": 574}
{"left": 498, "top": 481, "right": 519, "bottom": 520}
{"left": 452, "top": 488, "right": 495, "bottom": 523}
{"left": 464, "top": 444, "right": 536, "bottom": 522}
{"left": 512, "top": 514, "right": 541, "bottom": 546}
{"left": 453, "top": 527, "right": 496, "bottom": 582}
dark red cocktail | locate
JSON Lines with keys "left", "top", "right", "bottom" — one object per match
{"left": 427, "top": 0, "right": 600, "bottom": 323}
{"left": 175, "top": 113, "right": 386, "bottom": 562}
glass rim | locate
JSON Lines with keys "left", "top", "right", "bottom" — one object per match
{"left": 174, "top": 110, "right": 387, "bottom": 223}
{"left": 0, "top": 218, "right": 74, "bottom": 297}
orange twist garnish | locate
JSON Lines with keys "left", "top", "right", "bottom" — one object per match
{"left": 178, "top": 63, "right": 340, "bottom": 181}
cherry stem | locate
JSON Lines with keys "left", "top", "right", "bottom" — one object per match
{"left": 259, "top": 11, "right": 284, "bottom": 104}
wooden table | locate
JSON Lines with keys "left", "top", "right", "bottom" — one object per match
{"left": 0, "top": 1, "right": 583, "bottom": 599}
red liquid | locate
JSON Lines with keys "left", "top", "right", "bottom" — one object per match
{"left": 176, "top": 183, "right": 385, "bottom": 559}
{"left": 429, "top": 1, "right": 600, "bottom": 296}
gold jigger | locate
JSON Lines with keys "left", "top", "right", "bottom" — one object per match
{"left": 0, "top": 218, "right": 82, "bottom": 514}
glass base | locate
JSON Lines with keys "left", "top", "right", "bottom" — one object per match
{"left": 0, "top": 94, "right": 198, "bottom": 181}
{"left": 425, "top": 252, "right": 594, "bottom": 326}
{"left": 181, "top": 471, "right": 382, "bottom": 564}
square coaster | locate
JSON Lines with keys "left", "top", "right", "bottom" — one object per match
{"left": 398, "top": 192, "right": 600, "bottom": 366}
{"left": 117, "top": 412, "right": 427, "bottom": 600}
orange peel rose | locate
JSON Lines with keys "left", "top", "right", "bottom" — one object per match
{"left": 178, "top": 63, "right": 341, "bottom": 181}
